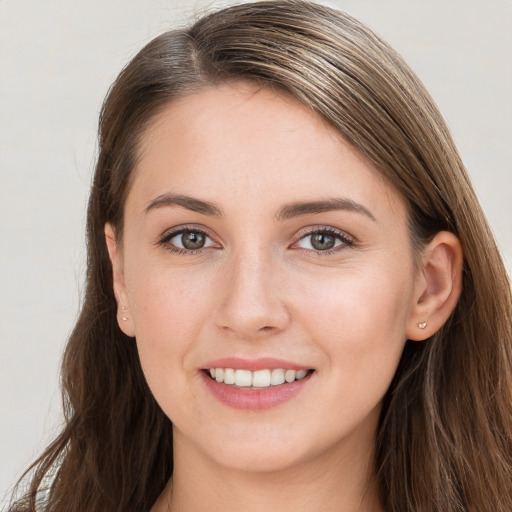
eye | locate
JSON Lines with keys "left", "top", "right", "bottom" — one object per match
{"left": 158, "top": 227, "right": 218, "bottom": 253}
{"left": 174, "top": 230, "right": 207, "bottom": 250}
{"left": 293, "top": 228, "right": 352, "bottom": 253}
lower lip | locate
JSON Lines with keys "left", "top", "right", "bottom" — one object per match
{"left": 201, "top": 371, "right": 313, "bottom": 410}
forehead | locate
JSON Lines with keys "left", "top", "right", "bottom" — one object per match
{"left": 128, "top": 82, "right": 406, "bottom": 221}
{"left": 138, "top": 82, "right": 344, "bottom": 168}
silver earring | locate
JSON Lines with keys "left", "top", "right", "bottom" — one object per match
{"left": 121, "top": 305, "right": 128, "bottom": 321}
{"left": 418, "top": 322, "right": 427, "bottom": 329}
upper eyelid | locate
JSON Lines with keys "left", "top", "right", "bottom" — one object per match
{"left": 156, "top": 224, "right": 354, "bottom": 249}
{"left": 293, "top": 225, "right": 354, "bottom": 242}
{"left": 289, "top": 227, "right": 356, "bottom": 255}
{"left": 157, "top": 226, "right": 219, "bottom": 254}
{"left": 158, "top": 224, "right": 213, "bottom": 242}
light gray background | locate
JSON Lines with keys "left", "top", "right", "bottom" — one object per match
{"left": 1, "top": 0, "right": 511, "bottom": 505}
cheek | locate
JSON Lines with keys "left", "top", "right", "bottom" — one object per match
{"left": 128, "top": 261, "right": 213, "bottom": 334}
{"left": 293, "top": 262, "right": 413, "bottom": 384}
{"left": 295, "top": 268, "right": 412, "bottom": 435}
{"left": 299, "top": 262, "right": 411, "bottom": 328}
{"left": 125, "top": 265, "right": 215, "bottom": 396}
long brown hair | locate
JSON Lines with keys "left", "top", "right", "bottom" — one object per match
{"left": 10, "top": 1, "right": 512, "bottom": 510}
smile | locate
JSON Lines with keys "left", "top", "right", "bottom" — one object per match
{"left": 201, "top": 358, "right": 315, "bottom": 410}
{"left": 208, "top": 368, "right": 311, "bottom": 388}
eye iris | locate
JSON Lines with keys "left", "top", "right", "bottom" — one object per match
{"left": 181, "top": 231, "right": 205, "bottom": 250}
{"left": 311, "top": 232, "right": 336, "bottom": 250}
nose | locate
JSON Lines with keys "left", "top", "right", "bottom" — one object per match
{"left": 214, "top": 249, "right": 291, "bottom": 340}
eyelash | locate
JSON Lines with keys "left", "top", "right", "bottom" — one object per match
{"left": 292, "top": 227, "right": 354, "bottom": 256}
{"left": 156, "top": 226, "right": 354, "bottom": 256}
{"left": 157, "top": 226, "right": 215, "bottom": 255}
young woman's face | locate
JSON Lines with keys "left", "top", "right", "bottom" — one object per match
{"left": 111, "top": 83, "right": 421, "bottom": 474}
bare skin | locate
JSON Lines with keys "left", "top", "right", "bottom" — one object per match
{"left": 106, "top": 83, "right": 462, "bottom": 512}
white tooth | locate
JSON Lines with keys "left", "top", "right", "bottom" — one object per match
{"left": 209, "top": 368, "right": 216, "bottom": 378}
{"left": 285, "top": 369, "right": 296, "bottom": 383}
{"left": 234, "top": 369, "right": 252, "bottom": 387}
{"left": 252, "top": 369, "right": 271, "bottom": 388}
{"left": 215, "top": 368, "right": 224, "bottom": 383}
{"left": 270, "top": 368, "right": 285, "bottom": 385}
{"left": 296, "top": 369, "right": 307, "bottom": 380}
{"left": 224, "top": 368, "right": 235, "bottom": 385}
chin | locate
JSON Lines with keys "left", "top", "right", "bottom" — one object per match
{"left": 173, "top": 421, "right": 312, "bottom": 474}
{"left": 211, "top": 444, "right": 308, "bottom": 474}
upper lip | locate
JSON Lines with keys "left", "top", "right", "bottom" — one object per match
{"left": 202, "top": 357, "right": 310, "bottom": 372}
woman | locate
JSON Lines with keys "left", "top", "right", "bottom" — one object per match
{"left": 10, "top": 1, "right": 512, "bottom": 511}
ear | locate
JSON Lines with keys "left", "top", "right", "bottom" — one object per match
{"left": 406, "top": 231, "right": 463, "bottom": 341}
{"left": 105, "top": 223, "right": 135, "bottom": 337}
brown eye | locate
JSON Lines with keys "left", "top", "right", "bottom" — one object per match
{"left": 181, "top": 231, "right": 206, "bottom": 250}
{"left": 310, "top": 232, "right": 336, "bottom": 251}
{"left": 161, "top": 228, "right": 216, "bottom": 253}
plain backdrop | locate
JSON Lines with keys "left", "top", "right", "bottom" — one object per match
{"left": 1, "top": 0, "right": 511, "bottom": 506}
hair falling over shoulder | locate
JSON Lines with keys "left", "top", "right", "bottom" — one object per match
{"left": 10, "top": 1, "right": 512, "bottom": 511}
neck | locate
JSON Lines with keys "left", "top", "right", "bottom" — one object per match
{"left": 153, "top": 428, "right": 383, "bottom": 512}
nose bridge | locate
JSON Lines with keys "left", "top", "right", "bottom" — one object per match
{"left": 215, "top": 242, "right": 289, "bottom": 337}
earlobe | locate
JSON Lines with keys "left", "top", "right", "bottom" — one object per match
{"left": 406, "top": 231, "right": 463, "bottom": 341}
{"left": 105, "top": 223, "right": 136, "bottom": 337}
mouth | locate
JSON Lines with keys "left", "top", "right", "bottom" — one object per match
{"left": 204, "top": 367, "right": 314, "bottom": 389}
{"left": 200, "top": 358, "right": 315, "bottom": 409}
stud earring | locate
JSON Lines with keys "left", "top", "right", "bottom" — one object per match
{"left": 418, "top": 322, "right": 427, "bottom": 329}
{"left": 121, "top": 305, "right": 128, "bottom": 321}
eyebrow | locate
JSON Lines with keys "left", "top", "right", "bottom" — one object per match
{"left": 276, "top": 198, "right": 376, "bottom": 222}
{"left": 145, "top": 193, "right": 376, "bottom": 222}
{"left": 145, "top": 193, "right": 223, "bottom": 216}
